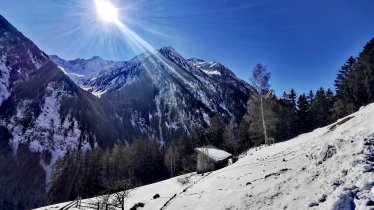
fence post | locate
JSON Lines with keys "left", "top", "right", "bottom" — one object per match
{"left": 76, "top": 197, "right": 80, "bottom": 209}
{"left": 97, "top": 201, "right": 100, "bottom": 210}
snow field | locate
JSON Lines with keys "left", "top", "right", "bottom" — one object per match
{"left": 36, "top": 103, "right": 374, "bottom": 210}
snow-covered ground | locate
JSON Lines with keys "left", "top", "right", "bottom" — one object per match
{"left": 35, "top": 103, "right": 374, "bottom": 210}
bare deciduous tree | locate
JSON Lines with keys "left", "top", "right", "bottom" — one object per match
{"left": 249, "top": 64, "right": 273, "bottom": 145}
{"left": 103, "top": 179, "right": 132, "bottom": 210}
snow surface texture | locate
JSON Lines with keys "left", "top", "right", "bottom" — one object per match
{"left": 195, "top": 145, "right": 232, "bottom": 162}
{"left": 36, "top": 103, "right": 374, "bottom": 210}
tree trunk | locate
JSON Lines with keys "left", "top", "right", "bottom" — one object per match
{"left": 260, "top": 97, "right": 268, "bottom": 145}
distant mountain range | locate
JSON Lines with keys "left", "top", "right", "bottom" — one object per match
{"left": 49, "top": 47, "right": 254, "bottom": 145}
{"left": 0, "top": 14, "right": 253, "bottom": 179}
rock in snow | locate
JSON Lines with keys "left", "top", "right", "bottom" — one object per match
{"left": 37, "top": 102, "right": 374, "bottom": 210}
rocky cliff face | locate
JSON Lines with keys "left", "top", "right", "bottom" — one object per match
{"left": 0, "top": 15, "right": 122, "bottom": 186}
{"left": 51, "top": 47, "right": 253, "bottom": 144}
{"left": 0, "top": 14, "right": 253, "bottom": 209}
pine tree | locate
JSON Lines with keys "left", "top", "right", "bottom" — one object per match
{"left": 147, "top": 139, "right": 164, "bottom": 181}
{"left": 207, "top": 114, "right": 225, "bottom": 147}
{"left": 312, "top": 88, "right": 329, "bottom": 128}
{"left": 326, "top": 88, "right": 335, "bottom": 123}
{"left": 278, "top": 89, "right": 298, "bottom": 139}
{"left": 334, "top": 56, "right": 356, "bottom": 93}
{"left": 178, "top": 134, "right": 196, "bottom": 174}
{"left": 333, "top": 56, "right": 358, "bottom": 118}
{"left": 358, "top": 38, "right": 374, "bottom": 102}
{"left": 222, "top": 120, "right": 238, "bottom": 154}
{"left": 237, "top": 119, "right": 251, "bottom": 151}
{"left": 296, "top": 94, "right": 312, "bottom": 134}
{"left": 307, "top": 90, "right": 316, "bottom": 127}
{"left": 307, "top": 90, "right": 315, "bottom": 104}
{"left": 289, "top": 89, "right": 297, "bottom": 110}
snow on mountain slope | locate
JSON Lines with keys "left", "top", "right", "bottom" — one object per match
{"left": 187, "top": 57, "right": 253, "bottom": 93}
{"left": 37, "top": 103, "right": 374, "bottom": 210}
{"left": 0, "top": 60, "right": 11, "bottom": 105}
{"left": 49, "top": 55, "right": 126, "bottom": 85}
{"left": 0, "top": 15, "right": 49, "bottom": 106}
{"left": 188, "top": 58, "right": 235, "bottom": 77}
{"left": 0, "top": 15, "right": 125, "bottom": 190}
{"left": 51, "top": 46, "right": 253, "bottom": 143}
{"left": 4, "top": 81, "right": 90, "bottom": 188}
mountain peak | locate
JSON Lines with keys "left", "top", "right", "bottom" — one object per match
{"left": 187, "top": 58, "right": 205, "bottom": 63}
{"left": 89, "top": 56, "right": 103, "bottom": 60}
{"left": 159, "top": 46, "right": 176, "bottom": 52}
{"left": 187, "top": 58, "right": 237, "bottom": 78}
{"left": 158, "top": 46, "right": 182, "bottom": 59}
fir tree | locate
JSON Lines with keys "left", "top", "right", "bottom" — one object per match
{"left": 207, "top": 114, "right": 225, "bottom": 147}
{"left": 222, "top": 120, "right": 238, "bottom": 154}
{"left": 296, "top": 94, "right": 312, "bottom": 134}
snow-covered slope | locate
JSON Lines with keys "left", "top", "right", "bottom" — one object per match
{"left": 0, "top": 15, "right": 123, "bottom": 189}
{"left": 187, "top": 58, "right": 236, "bottom": 77}
{"left": 38, "top": 103, "right": 374, "bottom": 210}
{"left": 0, "top": 15, "right": 48, "bottom": 106}
{"left": 49, "top": 55, "right": 126, "bottom": 85}
{"left": 53, "top": 46, "right": 253, "bottom": 143}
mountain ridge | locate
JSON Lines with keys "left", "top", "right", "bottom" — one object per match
{"left": 0, "top": 14, "right": 124, "bottom": 191}
{"left": 0, "top": 14, "right": 253, "bottom": 193}
{"left": 50, "top": 45, "right": 254, "bottom": 144}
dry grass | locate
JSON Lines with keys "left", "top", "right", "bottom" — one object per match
{"left": 329, "top": 116, "right": 355, "bottom": 131}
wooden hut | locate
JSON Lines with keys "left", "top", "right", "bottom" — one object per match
{"left": 195, "top": 145, "right": 232, "bottom": 174}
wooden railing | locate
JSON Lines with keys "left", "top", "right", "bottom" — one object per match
{"left": 58, "top": 197, "right": 80, "bottom": 210}
{"left": 58, "top": 197, "right": 120, "bottom": 210}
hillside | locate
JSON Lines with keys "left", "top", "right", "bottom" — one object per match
{"left": 50, "top": 47, "right": 254, "bottom": 144}
{"left": 0, "top": 15, "right": 125, "bottom": 209}
{"left": 37, "top": 103, "right": 374, "bottom": 210}
{"left": 0, "top": 14, "right": 254, "bottom": 209}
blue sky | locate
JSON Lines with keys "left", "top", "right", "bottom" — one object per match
{"left": 1, "top": 0, "right": 374, "bottom": 95}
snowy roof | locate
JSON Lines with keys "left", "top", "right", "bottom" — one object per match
{"left": 195, "top": 145, "right": 232, "bottom": 162}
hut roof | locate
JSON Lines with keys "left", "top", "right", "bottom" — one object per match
{"left": 195, "top": 145, "right": 232, "bottom": 162}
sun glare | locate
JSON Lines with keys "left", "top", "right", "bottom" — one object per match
{"left": 94, "top": 0, "right": 118, "bottom": 22}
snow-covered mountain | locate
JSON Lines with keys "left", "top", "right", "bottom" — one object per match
{"left": 0, "top": 15, "right": 122, "bottom": 186}
{"left": 0, "top": 12, "right": 253, "bottom": 152}
{"left": 187, "top": 58, "right": 237, "bottom": 78}
{"left": 0, "top": 14, "right": 253, "bottom": 191}
{"left": 49, "top": 55, "right": 126, "bottom": 85}
{"left": 52, "top": 46, "right": 254, "bottom": 143}
{"left": 38, "top": 102, "right": 374, "bottom": 210}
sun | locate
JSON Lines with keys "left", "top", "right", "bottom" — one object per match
{"left": 94, "top": 0, "right": 118, "bottom": 23}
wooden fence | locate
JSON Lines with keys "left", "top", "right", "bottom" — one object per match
{"left": 58, "top": 197, "right": 121, "bottom": 210}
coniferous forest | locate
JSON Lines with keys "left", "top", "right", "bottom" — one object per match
{"left": 1, "top": 1, "right": 374, "bottom": 208}
{"left": 42, "top": 37, "right": 374, "bottom": 207}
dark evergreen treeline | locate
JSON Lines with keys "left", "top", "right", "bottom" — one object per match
{"left": 47, "top": 37, "right": 374, "bottom": 206}
{"left": 48, "top": 138, "right": 166, "bottom": 204}
{"left": 240, "top": 37, "right": 374, "bottom": 147}
{"left": 0, "top": 143, "right": 46, "bottom": 210}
